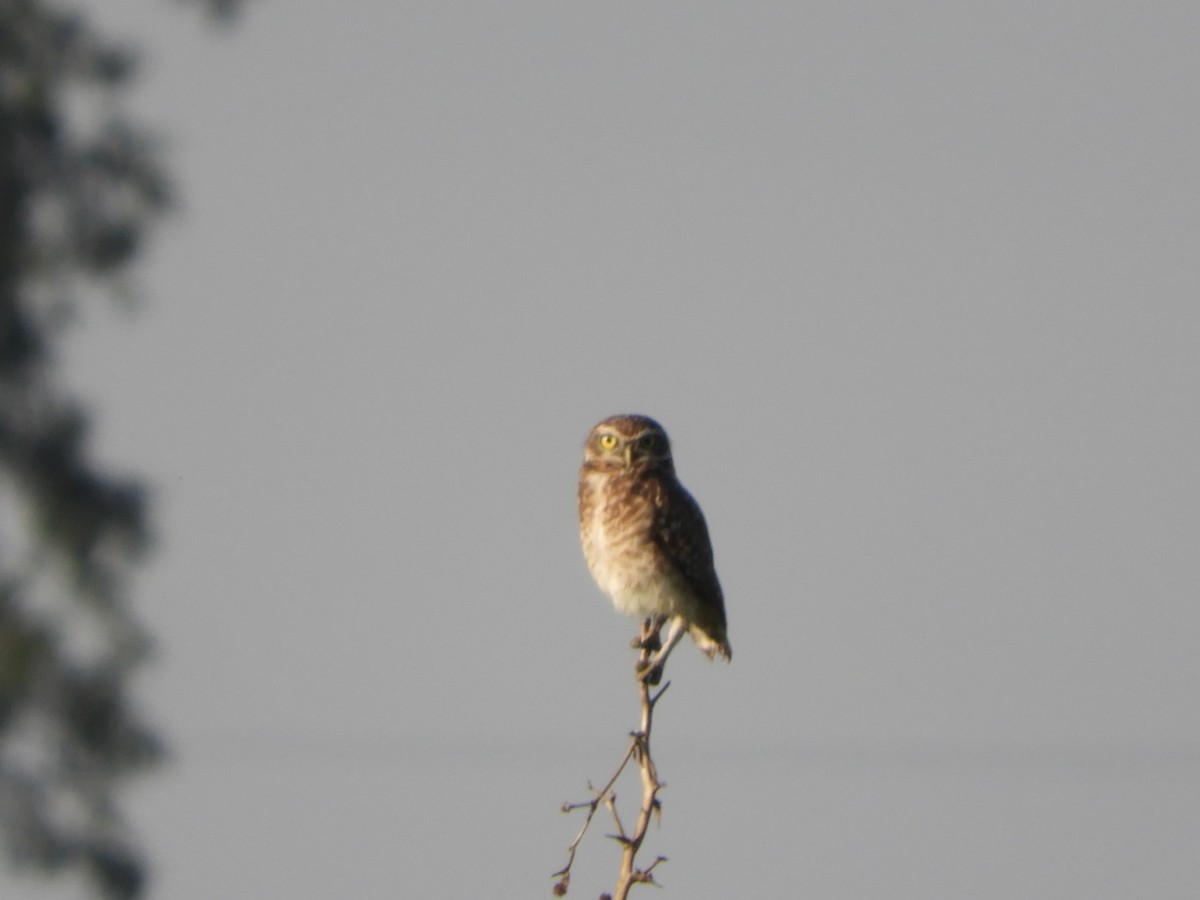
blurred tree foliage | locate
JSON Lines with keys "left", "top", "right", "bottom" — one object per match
{"left": 1, "top": 0, "right": 243, "bottom": 896}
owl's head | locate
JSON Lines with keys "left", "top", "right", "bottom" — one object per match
{"left": 583, "top": 414, "right": 674, "bottom": 473}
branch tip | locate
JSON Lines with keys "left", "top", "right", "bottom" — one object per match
{"left": 555, "top": 624, "right": 673, "bottom": 898}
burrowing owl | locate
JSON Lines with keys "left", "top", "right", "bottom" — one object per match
{"left": 578, "top": 414, "right": 731, "bottom": 681}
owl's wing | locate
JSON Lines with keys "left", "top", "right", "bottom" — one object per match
{"left": 651, "top": 480, "right": 727, "bottom": 623}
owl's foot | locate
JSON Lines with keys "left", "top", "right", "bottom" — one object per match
{"left": 631, "top": 618, "right": 664, "bottom": 653}
{"left": 633, "top": 618, "right": 666, "bottom": 682}
{"left": 633, "top": 616, "right": 686, "bottom": 685}
{"left": 635, "top": 658, "right": 665, "bottom": 685}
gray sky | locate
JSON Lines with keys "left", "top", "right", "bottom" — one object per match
{"left": 9, "top": 1, "right": 1200, "bottom": 898}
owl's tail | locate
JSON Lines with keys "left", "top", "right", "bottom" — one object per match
{"left": 691, "top": 625, "right": 732, "bottom": 662}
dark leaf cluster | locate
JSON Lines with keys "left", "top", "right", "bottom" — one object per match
{"left": 0, "top": 0, "right": 243, "bottom": 895}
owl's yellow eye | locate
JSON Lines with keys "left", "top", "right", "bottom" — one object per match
{"left": 598, "top": 433, "right": 619, "bottom": 450}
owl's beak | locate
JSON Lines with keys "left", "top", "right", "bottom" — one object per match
{"left": 624, "top": 445, "right": 633, "bottom": 467}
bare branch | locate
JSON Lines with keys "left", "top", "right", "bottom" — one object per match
{"left": 552, "top": 738, "right": 639, "bottom": 894}
{"left": 554, "top": 618, "right": 672, "bottom": 898}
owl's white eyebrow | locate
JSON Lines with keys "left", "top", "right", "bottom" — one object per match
{"left": 594, "top": 428, "right": 663, "bottom": 442}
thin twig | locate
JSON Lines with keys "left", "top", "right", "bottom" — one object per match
{"left": 612, "top": 659, "right": 666, "bottom": 900}
{"left": 553, "top": 618, "right": 672, "bottom": 898}
{"left": 552, "top": 740, "right": 640, "bottom": 894}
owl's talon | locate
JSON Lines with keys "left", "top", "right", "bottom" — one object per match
{"left": 633, "top": 617, "right": 664, "bottom": 652}
{"left": 633, "top": 633, "right": 662, "bottom": 653}
{"left": 636, "top": 659, "right": 665, "bottom": 685}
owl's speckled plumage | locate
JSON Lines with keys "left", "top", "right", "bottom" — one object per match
{"left": 578, "top": 415, "right": 731, "bottom": 678}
